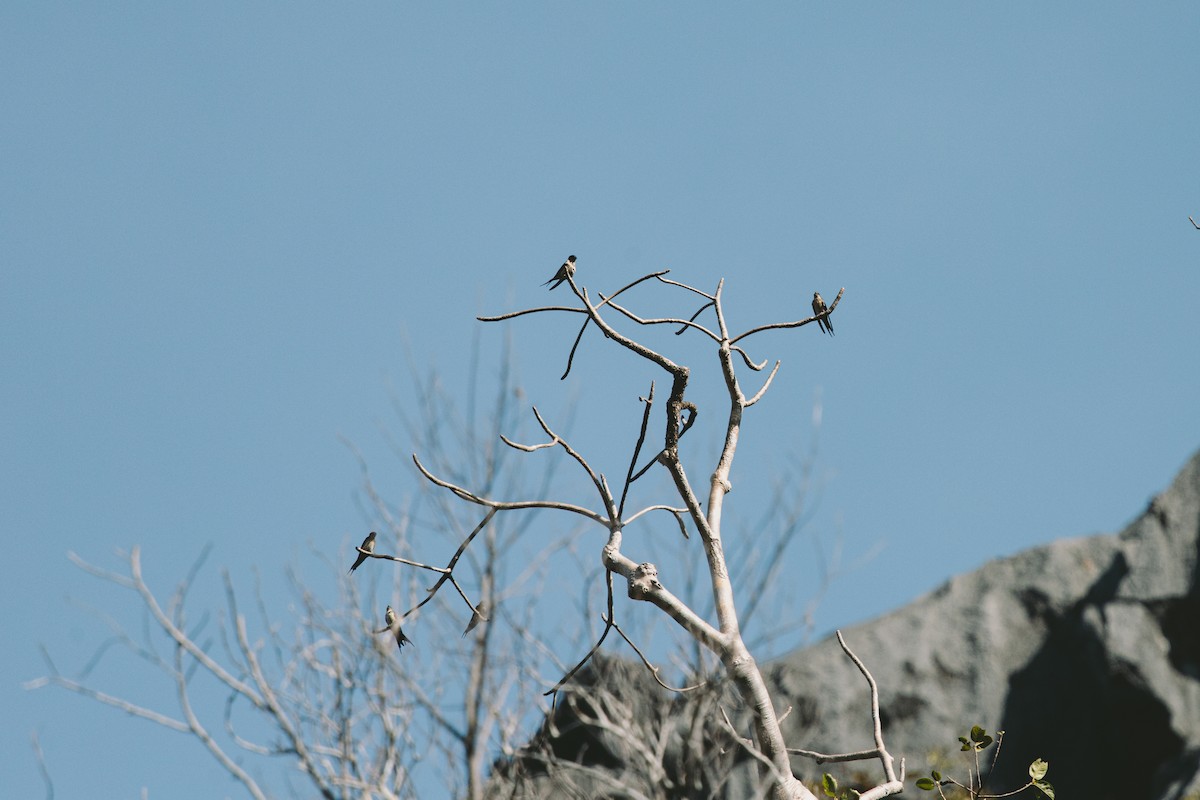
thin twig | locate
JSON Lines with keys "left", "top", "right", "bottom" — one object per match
{"left": 717, "top": 706, "right": 794, "bottom": 790}
{"left": 731, "top": 287, "right": 846, "bottom": 344}
{"left": 560, "top": 315, "right": 592, "bottom": 380}
{"left": 545, "top": 572, "right": 616, "bottom": 696}
{"left": 528, "top": 406, "right": 611, "bottom": 513}
{"left": 621, "top": 504, "right": 688, "bottom": 530}
{"left": 226, "top": 582, "right": 316, "bottom": 800}
{"left": 24, "top": 672, "right": 190, "bottom": 732}
{"left": 400, "top": 509, "right": 497, "bottom": 619}
{"left": 618, "top": 383, "right": 656, "bottom": 518}
{"left": 605, "top": 615, "right": 704, "bottom": 693}
{"left": 499, "top": 434, "right": 557, "bottom": 453}
{"left": 834, "top": 630, "right": 905, "bottom": 800}
{"left": 174, "top": 606, "right": 272, "bottom": 800}
{"left": 674, "top": 300, "right": 715, "bottom": 335}
{"left": 477, "top": 305, "right": 585, "bottom": 322}
{"left": 655, "top": 274, "right": 714, "bottom": 300}
{"left": 787, "top": 746, "right": 881, "bottom": 763}
{"left": 745, "top": 361, "right": 782, "bottom": 407}
{"left": 413, "top": 455, "right": 609, "bottom": 526}
{"left": 628, "top": 451, "right": 664, "bottom": 485}
{"left": 597, "top": 294, "right": 720, "bottom": 342}
{"left": 731, "top": 344, "right": 768, "bottom": 371}
{"left": 31, "top": 732, "right": 54, "bottom": 800}
{"left": 359, "top": 550, "right": 449, "bottom": 574}
{"left": 600, "top": 269, "right": 676, "bottom": 304}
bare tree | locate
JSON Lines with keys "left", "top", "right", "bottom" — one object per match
{"left": 368, "top": 266, "right": 903, "bottom": 800}
{"left": 27, "top": 338, "right": 584, "bottom": 800}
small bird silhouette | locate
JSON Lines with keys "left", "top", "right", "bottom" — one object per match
{"left": 461, "top": 601, "right": 489, "bottom": 637}
{"left": 812, "top": 292, "right": 834, "bottom": 336}
{"left": 348, "top": 531, "right": 376, "bottom": 574}
{"left": 543, "top": 255, "right": 577, "bottom": 290}
{"left": 377, "top": 605, "right": 413, "bottom": 651}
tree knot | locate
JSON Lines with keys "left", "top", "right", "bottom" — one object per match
{"left": 628, "top": 562, "right": 663, "bottom": 599}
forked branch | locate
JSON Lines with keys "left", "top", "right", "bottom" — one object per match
{"left": 787, "top": 631, "right": 904, "bottom": 800}
{"left": 412, "top": 455, "right": 610, "bottom": 526}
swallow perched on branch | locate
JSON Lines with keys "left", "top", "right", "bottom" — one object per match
{"left": 348, "top": 531, "right": 376, "bottom": 574}
{"left": 462, "top": 601, "right": 489, "bottom": 637}
{"left": 377, "top": 605, "right": 413, "bottom": 651}
{"left": 543, "top": 255, "right": 576, "bottom": 290}
{"left": 812, "top": 292, "right": 834, "bottom": 336}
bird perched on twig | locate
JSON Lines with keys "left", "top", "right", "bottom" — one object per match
{"left": 542, "top": 255, "right": 576, "bottom": 290}
{"left": 462, "top": 601, "right": 489, "bottom": 637}
{"left": 348, "top": 531, "right": 376, "bottom": 574}
{"left": 377, "top": 605, "right": 413, "bottom": 651}
{"left": 812, "top": 292, "right": 834, "bottom": 336}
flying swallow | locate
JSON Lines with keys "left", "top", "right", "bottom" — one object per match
{"left": 812, "top": 292, "right": 834, "bottom": 336}
{"left": 377, "top": 605, "right": 413, "bottom": 651}
{"left": 348, "top": 531, "right": 376, "bottom": 574}
{"left": 542, "top": 255, "right": 577, "bottom": 290}
{"left": 461, "top": 601, "right": 489, "bottom": 637}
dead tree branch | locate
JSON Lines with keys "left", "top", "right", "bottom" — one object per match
{"left": 441, "top": 269, "right": 858, "bottom": 799}
{"left": 787, "top": 631, "right": 904, "bottom": 800}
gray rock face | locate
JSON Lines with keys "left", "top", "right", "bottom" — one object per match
{"left": 490, "top": 450, "right": 1200, "bottom": 799}
{"left": 770, "top": 448, "right": 1200, "bottom": 800}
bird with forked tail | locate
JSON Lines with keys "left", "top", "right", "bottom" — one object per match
{"left": 377, "top": 605, "right": 413, "bottom": 651}
{"left": 348, "top": 531, "right": 376, "bottom": 574}
{"left": 543, "top": 255, "right": 576, "bottom": 290}
{"left": 812, "top": 292, "right": 834, "bottom": 336}
{"left": 462, "top": 601, "right": 489, "bottom": 637}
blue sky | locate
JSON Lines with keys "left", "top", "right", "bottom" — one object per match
{"left": 3, "top": 3, "right": 1199, "bottom": 798}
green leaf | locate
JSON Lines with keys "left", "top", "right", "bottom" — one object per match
{"left": 970, "top": 725, "right": 988, "bottom": 742}
{"left": 1029, "top": 759, "right": 1049, "bottom": 780}
{"left": 931, "top": 770, "right": 941, "bottom": 781}
{"left": 821, "top": 773, "right": 838, "bottom": 797}
{"left": 1033, "top": 778, "right": 1055, "bottom": 799}
{"left": 915, "top": 777, "right": 936, "bottom": 790}
{"left": 978, "top": 735, "right": 994, "bottom": 750}
{"left": 958, "top": 737, "right": 971, "bottom": 751}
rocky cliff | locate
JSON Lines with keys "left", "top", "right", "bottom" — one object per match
{"left": 768, "top": 448, "right": 1200, "bottom": 799}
